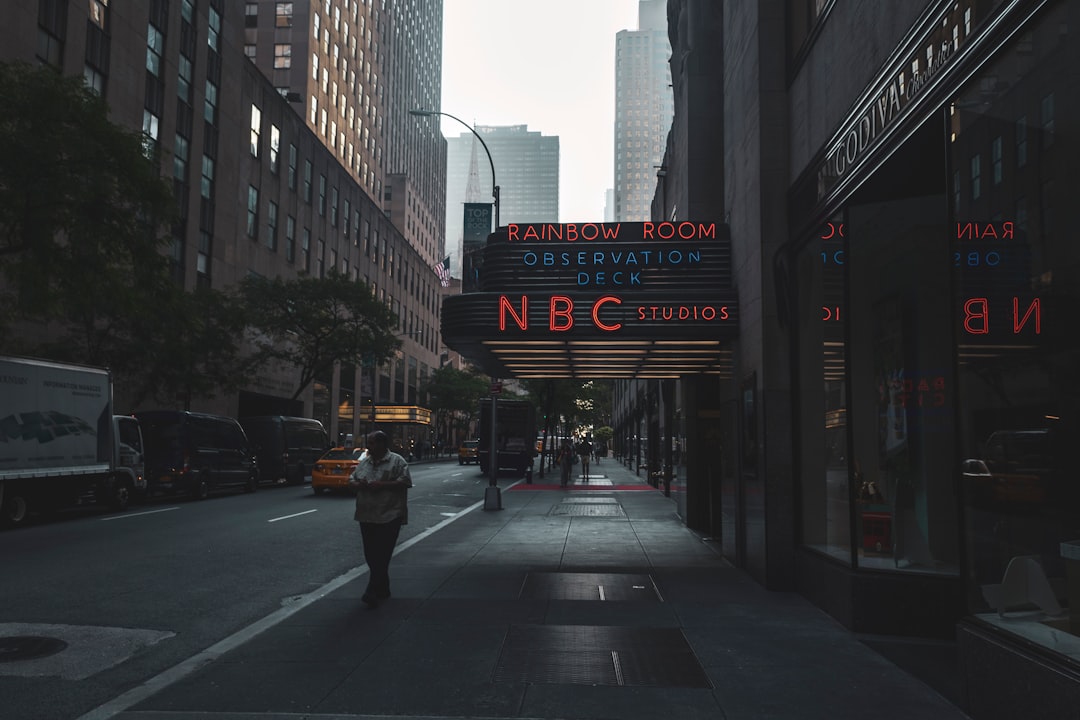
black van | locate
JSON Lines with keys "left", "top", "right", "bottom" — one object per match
{"left": 239, "top": 416, "right": 329, "bottom": 486}
{"left": 135, "top": 411, "right": 258, "bottom": 499}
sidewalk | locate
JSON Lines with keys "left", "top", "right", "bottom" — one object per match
{"left": 110, "top": 458, "right": 970, "bottom": 720}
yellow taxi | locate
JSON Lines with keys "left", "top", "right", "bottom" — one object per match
{"left": 312, "top": 446, "right": 366, "bottom": 494}
{"left": 458, "top": 439, "right": 479, "bottom": 465}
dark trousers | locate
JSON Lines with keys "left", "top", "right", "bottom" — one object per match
{"left": 360, "top": 518, "right": 402, "bottom": 597}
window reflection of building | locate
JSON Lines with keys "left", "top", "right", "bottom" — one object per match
{"left": 949, "top": 0, "right": 1079, "bottom": 651}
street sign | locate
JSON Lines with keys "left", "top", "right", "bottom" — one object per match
{"left": 490, "top": 381, "right": 502, "bottom": 395}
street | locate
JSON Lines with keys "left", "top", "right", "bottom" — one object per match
{"left": 0, "top": 458, "right": 494, "bottom": 720}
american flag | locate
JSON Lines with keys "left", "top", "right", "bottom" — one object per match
{"left": 434, "top": 256, "right": 451, "bottom": 287}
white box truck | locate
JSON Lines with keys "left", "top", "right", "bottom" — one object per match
{"left": 0, "top": 356, "right": 145, "bottom": 526}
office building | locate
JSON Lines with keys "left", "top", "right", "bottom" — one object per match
{"left": 612, "top": 0, "right": 673, "bottom": 222}
{"left": 4, "top": 0, "right": 444, "bottom": 449}
{"left": 444, "top": 124, "right": 559, "bottom": 277}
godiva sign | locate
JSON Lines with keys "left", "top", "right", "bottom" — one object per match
{"left": 815, "top": 0, "right": 983, "bottom": 200}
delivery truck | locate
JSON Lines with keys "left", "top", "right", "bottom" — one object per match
{"left": 477, "top": 397, "right": 537, "bottom": 478}
{"left": 0, "top": 356, "right": 144, "bottom": 526}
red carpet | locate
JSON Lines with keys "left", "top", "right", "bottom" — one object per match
{"left": 509, "top": 483, "right": 657, "bottom": 492}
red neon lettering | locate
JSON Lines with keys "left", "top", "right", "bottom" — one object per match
{"left": 550, "top": 296, "right": 573, "bottom": 331}
{"left": 592, "top": 295, "right": 622, "bottom": 331}
{"left": 963, "top": 298, "right": 989, "bottom": 334}
{"left": 1013, "top": 297, "right": 1041, "bottom": 334}
{"left": 499, "top": 295, "right": 527, "bottom": 331}
{"left": 601, "top": 224, "right": 621, "bottom": 239}
{"left": 507, "top": 224, "right": 519, "bottom": 241}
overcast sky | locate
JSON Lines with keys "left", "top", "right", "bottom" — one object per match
{"left": 440, "top": 0, "right": 642, "bottom": 223}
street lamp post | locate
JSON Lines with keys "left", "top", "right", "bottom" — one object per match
{"left": 408, "top": 109, "right": 500, "bottom": 229}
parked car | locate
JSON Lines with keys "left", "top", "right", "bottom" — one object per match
{"left": 239, "top": 416, "right": 329, "bottom": 486}
{"left": 312, "top": 446, "right": 366, "bottom": 494}
{"left": 135, "top": 410, "right": 258, "bottom": 499}
{"left": 458, "top": 439, "right": 480, "bottom": 465}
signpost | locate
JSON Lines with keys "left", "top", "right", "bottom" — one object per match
{"left": 484, "top": 378, "right": 502, "bottom": 511}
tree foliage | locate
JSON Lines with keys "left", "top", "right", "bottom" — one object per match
{"left": 421, "top": 364, "right": 491, "bottom": 441}
{"left": 0, "top": 61, "right": 175, "bottom": 355}
{"left": 239, "top": 270, "right": 400, "bottom": 400}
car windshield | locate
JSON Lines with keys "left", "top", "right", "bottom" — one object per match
{"left": 322, "top": 448, "right": 363, "bottom": 461}
{"left": 463, "top": 441, "right": 478, "bottom": 448}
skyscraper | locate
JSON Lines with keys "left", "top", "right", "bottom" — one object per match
{"left": 444, "top": 124, "right": 559, "bottom": 276}
{"left": 246, "top": 0, "right": 445, "bottom": 271}
{"left": 612, "top": 0, "right": 673, "bottom": 222}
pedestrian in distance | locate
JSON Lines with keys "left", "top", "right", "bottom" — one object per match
{"left": 348, "top": 430, "right": 413, "bottom": 608}
{"left": 556, "top": 438, "right": 574, "bottom": 487}
{"left": 577, "top": 437, "right": 592, "bottom": 482}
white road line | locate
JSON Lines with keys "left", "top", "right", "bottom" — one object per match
{"left": 76, "top": 484, "right": 523, "bottom": 720}
{"left": 99, "top": 507, "right": 180, "bottom": 521}
{"left": 268, "top": 509, "right": 318, "bottom": 523}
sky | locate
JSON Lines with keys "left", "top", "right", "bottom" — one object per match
{"left": 440, "top": 0, "right": 642, "bottom": 223}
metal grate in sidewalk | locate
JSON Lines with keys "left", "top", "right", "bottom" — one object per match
{"left": 520, "top": 572, "right": 661, "bottom": 601}
{"left": 493, "top": 625, "right": 712, "bottom": 688}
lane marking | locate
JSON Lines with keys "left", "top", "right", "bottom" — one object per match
{"left": 76, "top": 483, "right": 523, "bottom": 720}
{"left": 99, "top": 507, "right": 179, "bottom": 521}
{"left": 268, "top": 509, "right": 318, "bottom": 523}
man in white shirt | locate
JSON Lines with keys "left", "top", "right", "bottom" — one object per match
{"left": 348, "top": 430, "right": 412, "bottom": 608}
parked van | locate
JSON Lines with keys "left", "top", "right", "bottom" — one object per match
{"left": 135, "top": 411, "right": 258, "bottom": 499}
{"left": 239, "top": 416, "right": 329, "bottom": 486}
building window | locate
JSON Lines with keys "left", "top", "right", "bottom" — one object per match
{"left": 286, "top": 215, "right": 296, "bottom": 263}
{"left": 265, "top": 126, "right": 279, "bottom": 174}
{"left": 267, "top": 200, "right": 278, "bottom": 251}
{"left": 142, "top": 110, "right": 160, "bottom": 155}
{"left": 37, "top": 0, "right": 67, "bottom": 68}
{"left": 991, "top": 137, "right": 1002, "bottom": 185}
{"left": 173, "top": 134, "right": 189, "bottom": 180}
{"left": 84, "top": 65, "right": 104, "bottom": 94}
{"left": 1041, "top": 93, "right": 1055, "bottom": 147}
{"left": 276, "top": 2, "right": 293, "bottom": 27}
{"left": 249, "top": 104, "right": 261, "bottom": 158}
{"left": 970, "top": 154, "right": 981, "bottom": 200}
{"left": 302, "top": 228, "right": 311, "bottom": 271}
{"left": 146, "top": 24, "right": 164, "bottom": 76}
{"left": 200, "top": 154, "right": 214, "bottom": 198}
{"left": 330, "top": 186, "right": 338, "bottom": 226}
{"left": 303, "top": 160, "right": 312, "bottom": 203}
{"left": 274, "top": 43, "right": 291, "bottom": 69}
{"left": 247, "top": 185, "right": 259, "bottom": 238}
{"left": 287, "top": 144, "right": 297, "bottom": 189}
{"left": 208, "top": 7, "right": 221, "bottom": 51}
{"left": 245, "top": 2, "right": 258, "bottom": 27}
{"left": 204, "top": 80, "right": 218, "bottom": 124}
{"left": 90, "top": 0, "right": 109, "bottom": 29}
{"left": 177, "top": 54, "right": 192, "bottom": 101}
{"left": 244, "top": 44, "right": 256, "bottom": 60}
{"left": 318, "top": 174, "right": 326, "bottom": 216}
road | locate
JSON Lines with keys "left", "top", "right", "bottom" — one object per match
{"left": 0, "top": 458, "right": 499, "bottom": 720}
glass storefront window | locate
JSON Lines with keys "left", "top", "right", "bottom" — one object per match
{"left": 797, "top": 214, "right": 851, "bottom": 563}
{"left": 950, "top": 1, "right": 1079, "bottom": 649}
{"left": 845, "top": 126, "right": 958, "bottom": 574}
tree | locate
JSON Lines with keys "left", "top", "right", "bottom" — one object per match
{"left": 421, "top": 365, "right": 490, "bottom": 443}
{"left": 239, "top": 270, "right": 400, "bottom": 400}
{"left": 120, "top": 285, "right": 252, "bottom": 409}
{"left": 0, "top": 61, "right": 175, "bottom": 356}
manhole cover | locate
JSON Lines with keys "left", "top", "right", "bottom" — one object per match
{"left": 0, "top": 636, "right": 68, "bottom": 663}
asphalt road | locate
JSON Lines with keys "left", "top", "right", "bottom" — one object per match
{"left": 0, "top": 458, "right": 496, "bottom": 720}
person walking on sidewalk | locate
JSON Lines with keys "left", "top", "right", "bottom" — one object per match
{"left": 576, "top": 437, "right": 592, "bottom": 482}
{"left": 556, "top": 438, "right": 574, "bottom": 487}
{"left": 348, "top": 430, "right": 412, "bottom": 608}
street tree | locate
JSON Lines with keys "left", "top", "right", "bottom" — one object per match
{"left": 0, "top": 61, "right": 175, "bottom": 362}
{"left": 239, "top": 270, "right": 400, "bottom": 401}
{"left": 421, "top": 364, "right": 490, "bottom": 444}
